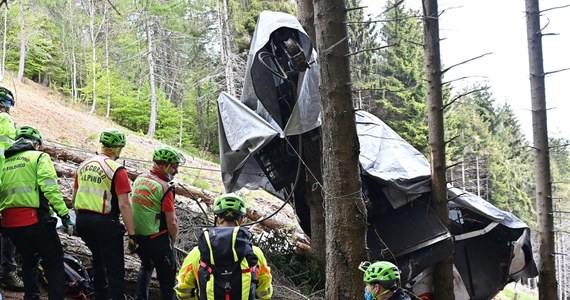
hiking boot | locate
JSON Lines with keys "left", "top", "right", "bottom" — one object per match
{"left": 1, "top": 270, "right": 24, "bottom": 291}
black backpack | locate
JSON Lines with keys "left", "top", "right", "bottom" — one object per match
{"left": 39, "top": 252, "right": 94, "bottom": 299}
{"left": 197, "top": 226, "right": 259, "bottom": 300}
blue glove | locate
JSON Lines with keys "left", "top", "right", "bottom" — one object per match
{"left": 61, "top": 215, "right": 75, "bottom": 227}
{"left": 61, "top": 215, "right": 75, "bottom": 235}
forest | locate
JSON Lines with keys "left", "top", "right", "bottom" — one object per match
{"left": 0, "top": 0, "right": 569, "bottom": 299}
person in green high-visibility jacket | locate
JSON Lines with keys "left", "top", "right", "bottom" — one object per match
{"left": 73, "top": 128, "right": 135, "bottom": 300}
{"left": 0, "top": 86, "right": 24, "bottom": 291}
{"left": 132, "top": 146, "right": 184, "bottom": 300}
{"left": 0, "top": 125, "right": 73, "bottom": 300}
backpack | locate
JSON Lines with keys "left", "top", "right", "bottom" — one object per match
{"left": 39, "top": 252, "right": 94, "bottom": 299}
{"left": 197, "top": 226, "right": 259, "bottom": 300}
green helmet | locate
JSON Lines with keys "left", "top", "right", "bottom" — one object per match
{"left": 214, "top": 193, "right": 247, "bottom": 219}
{"left": 362, "top": 261, "right": 400, "bottom": 288}
{"left": 16, "top": 125, "right": 42, "bottom": 144}
{"left": 0, "top": 86, "right": 14, "bottom": 108}
{"left": 153, "top": 146, "right": 185, "bottom": 164}
{"left": 100, "top": 129, "right": 126, "bottom": 148}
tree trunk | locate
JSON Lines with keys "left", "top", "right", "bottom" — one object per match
{"left": 220, "top": 0, "right": 235, "bottom": 96}
{"left": 146, "top": 17, "right": 158, "bottom": 139}
{"left": 1, "top": 5, "right": 7, "bottom": 81}
{"left": 88, "top": 0, "right": 97, "bottom": 114}
{"left": 524, "top": 0, "right": 558, "bottom": 298}
{"left": 68, "top": 0, "right": 78, "bottom": 103}
{"left": 17, "top": 0, "right": 26, "bottom": 82}
{"left": 422, "top": 0, "right": 455, "bottom": 299}
{"left": 296, "top": 0, "right": 326, "bottom": 266}
{"left": 314, "top": 0, "right": 368, "bottom": 299}
{"left": 104, "top": 5, "right": 111, "bottom": 119}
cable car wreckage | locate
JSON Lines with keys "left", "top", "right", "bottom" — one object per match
{"left": 217, "top": 11, "right": 538, "bottom": 299}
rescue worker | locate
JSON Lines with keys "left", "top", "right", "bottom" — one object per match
{"left": 360, "top": 261, "right": 412, "bottom": 300}
{"left": 0, "top": 87, "right": 25, "bottom": 291}
{"left": 73, "top": 128, "right": 135, "bottom": 300}
{"left": 175, "top": 194, "right": 273, "bottom": 300}
{"left": 132, "top": 146, "right": 184, "bottom": 300}
{"left": 0, "top": 125, "right": 73, "bottom": 299}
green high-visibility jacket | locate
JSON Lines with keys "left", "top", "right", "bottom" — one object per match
{"left": 74, "top": 154, "right": 123, "bottom": 214}
{"left": 0, "top": 111, "right": 15, "bottom": 187}
{"left": 131, "top": 172, "right": 171, "bottom": 236}
{"left": 0, "top": 149, "right": 69, "bottom": 219}
{"left": 0, "top": 111, "right": 15, "bottom": 151}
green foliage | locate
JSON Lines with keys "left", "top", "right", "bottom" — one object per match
{"left": 499, "top": 285, "right": 538, "bottom": 300}
{"left": 258, "top": 230, "right": 325, "bottom": 295}
{"left": 356, "top": 1, "right": 428, "bottom": 153}
{"left": 192, "top": 178, "right": 209, "bottom": 190}
{"left": 444, "top": 85, "right": 536, "bottom": 226}
{"left": 550, "top": 138, "right": 570, "bottom": 213}
{"left": 228, "top": 0, "right": 296, "bottom": 55}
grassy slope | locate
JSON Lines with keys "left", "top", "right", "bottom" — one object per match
{"left": 4, "top": 77, "right": 225, "bottom": 192}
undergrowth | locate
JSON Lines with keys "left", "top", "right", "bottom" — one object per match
{"left": 257, "top": 229, "right": 325, "bottom": 298}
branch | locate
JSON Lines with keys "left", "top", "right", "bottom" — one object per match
{"left": 107, "top": 0, "right": 121, "bottom": 16}
{"left": 544, "top": 67, "right": 570, "bottom": 76}
{"left": 538, "top": 17, "right": 551, "bottom": 34}
{"left": 346, "top": 6, "right": 366, "bottom": 12}
{"left": 541, "top": 4, "right": 570, "bottom": 13}
{"left": 446, "top": 161, "right": 461, "bottom": 170}
{"left": 383, "top": 0, "right": 405, "bottom": 14}
{"left": 442, "top": 52, "right": 493, "bottom": 74}
{"left": 345, "top": 15, "right": 421, "bottom": 24}
{"left": 444, "top": 88, "right": 487, "bottom": 110}
{"left": 442, "top": 75, "right": 488, "bottom": 86}
{"left": 322, "top": 36, "right": 348, "bottom": 55}
{"left": 445, "top": 135, "right": 460, "bottom": 146}
{"left": 347, "top": 44, "right": 397, "bottom": 57}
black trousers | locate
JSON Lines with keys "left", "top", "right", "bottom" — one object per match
{"left": 4, "top": 218, "right": 64, "bottom": 300}
{"left": 134, "top": 233, "right": 176, "bottom": 300}
{"left": 76, "top": 211, "right": 126, "bottom": 300}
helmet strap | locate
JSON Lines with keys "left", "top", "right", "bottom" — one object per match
{"left": 367, "top": 283, "right": 391, "bottom": 300}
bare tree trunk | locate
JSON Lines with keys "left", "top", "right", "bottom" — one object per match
{"left": 104, "top": 6, "right": 111, "bottom": 119}
{"left": 178, "top": 102, "right": 184, "bottom": 147}
{"left": 314, "top": 0, "right": 367, "bottom": 299}
{"left": 297, "top": 0, "right": 326, "bottom": 266}
{"left": 17, "top": 0, "right": 26, "bottom": 82}
{"left": 422, "top": 0, "right": 455, "bottom": 299}
{"left": 0, "top": 6, "right": 7, "bottom": 81}
{"left": 88, "top": 0, "right": 97, "bottom": 114}
{"left": 69, "top": 0, "right": 78, "bottom": 102}
{"left": 195, "top": 84, "right": 205, "bottom": 148}
{"left": 525, "top": 1, "right": 558, "bottom": 299}
{"left": 145, "top": 17, "right": 158, "bottom": 139}
{"left": 220, "top": 0, "right": 235, "bottom": 95}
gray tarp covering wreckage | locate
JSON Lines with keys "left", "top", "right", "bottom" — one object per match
{"left": 217, "top": 10, "right": 538, "bottom": 300}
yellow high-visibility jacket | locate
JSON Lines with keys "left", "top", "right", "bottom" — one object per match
{"left": 175, "top": 244, "right": 273, "bottom": 300}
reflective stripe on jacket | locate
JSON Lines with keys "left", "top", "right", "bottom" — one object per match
{"left": 0, "top": 150, "right": 68, "bottom": 218}
{"left": 175, "top": 245, "right": 273, "bottom": 300}
{"left": 74, "top": 155, "right": 122, "bottom": 214}
{"left": 131, "top": 172, "right": 170, "bottom": 236}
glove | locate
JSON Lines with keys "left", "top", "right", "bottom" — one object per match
{"left": 61, "top": 215, "right": 75, "bottom": 235}
{"left": 128, "top": 235, "right": 139, "bottom": 254}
